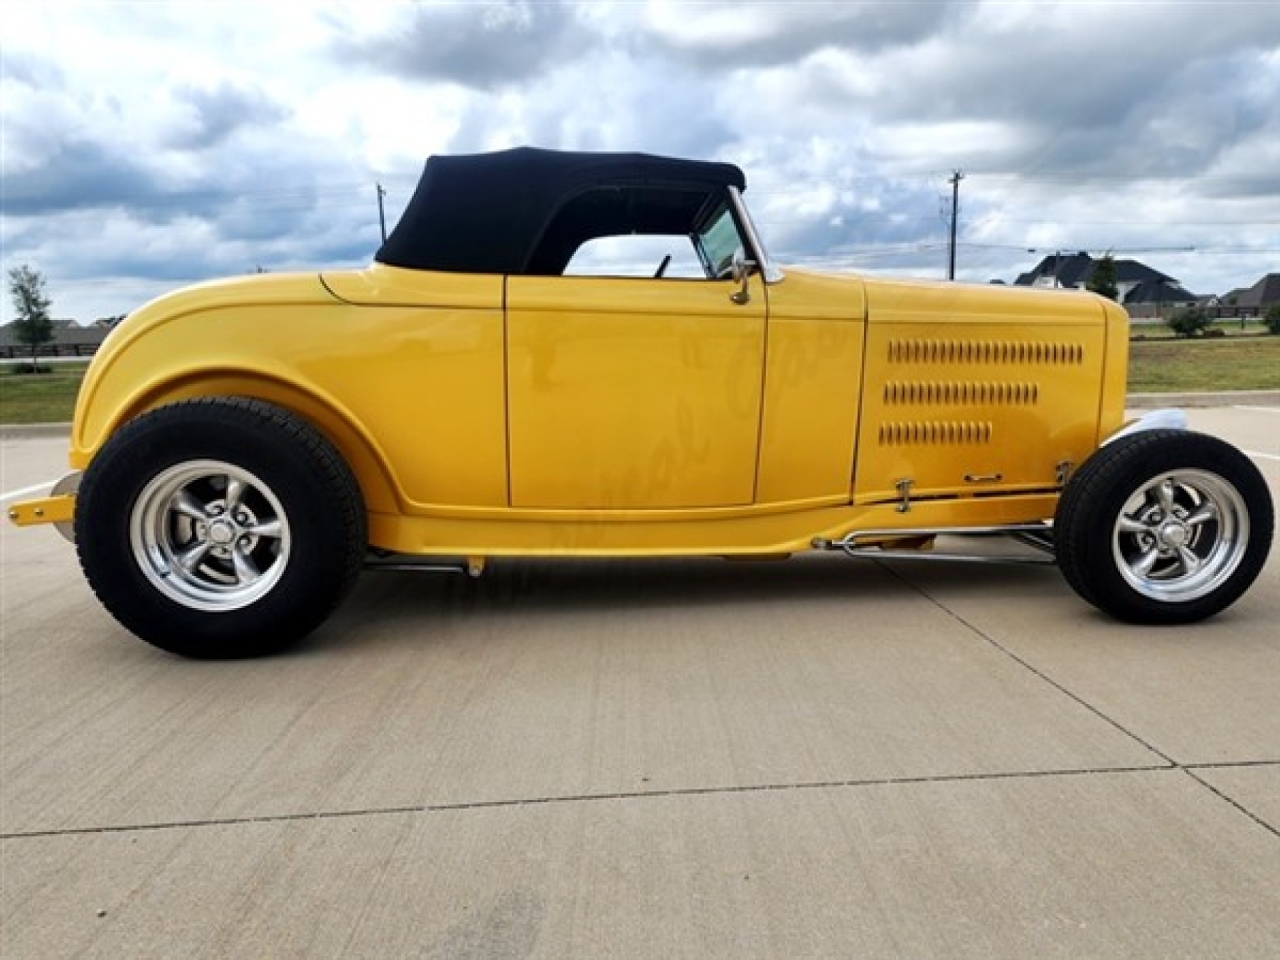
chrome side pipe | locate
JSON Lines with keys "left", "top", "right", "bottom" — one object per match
{"left": 813, "top": 523, "right": 1057, "bottom": 566}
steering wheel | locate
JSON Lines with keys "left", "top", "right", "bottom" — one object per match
{"left": 653, "top": 254, "right": 672, "bottom": 279}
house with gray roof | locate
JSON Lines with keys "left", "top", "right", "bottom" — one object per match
{"left": 1220, "top": 273, "right": 1280, "bottom": 314}
{"left": 0, "top": 318, "right": 108, "bottom": 358}
{"left": 1014, "top": 252, "right": 1199, "bottom": 319}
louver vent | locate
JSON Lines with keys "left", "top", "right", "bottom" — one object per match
{"left": 883, "top": 381, "right": 1040, "bottom": 406}
{"left": 878, "top": 421, "right": 994, "bottom": 446}
{"left": 887, "top": 339, "right": 1085, "bottom": 365}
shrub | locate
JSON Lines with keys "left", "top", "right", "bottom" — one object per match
{"left": 1167, "top": 307, "right": 1212, "bottom": 338}
{"left": 1265, "top": 304, "right": 1280, "bottom": 335}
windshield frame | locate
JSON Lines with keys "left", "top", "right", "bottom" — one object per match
{"left": 728, "top": 186, "right": 783, "bottom": 284}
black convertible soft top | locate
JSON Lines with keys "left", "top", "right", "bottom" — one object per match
{"left": 375, "top": 147, "right": 747, "bottom": 275}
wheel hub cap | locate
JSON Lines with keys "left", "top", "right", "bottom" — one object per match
{"left": 207, "top": 519, "right": 236, "bottom": 545}
{"left": 1157, "top": 521, "right": 1189, "bottom": 549}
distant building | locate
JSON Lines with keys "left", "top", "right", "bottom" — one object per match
{"left": 1220, "top": 273, "right": 1280, "bottom": 314}
{"left": 1014, "top": 252, "right": 1199, "bottom": 319}
{"left": 0, "top": 319, "right": 108, "bottom": 358}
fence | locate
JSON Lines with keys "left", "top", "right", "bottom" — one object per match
{"left": 1, "top": 342, "right": 103, "bottom": 359}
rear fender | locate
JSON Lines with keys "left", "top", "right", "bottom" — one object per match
{"left": 77, "top": 371, "right": 400, "bottom": 515}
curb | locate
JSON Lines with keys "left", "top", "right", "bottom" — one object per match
{"left": 1126, "top": 390, "right": 1280, "bottom": 409}
{"left": 0, "top": 423, "right": 73, "bottom": 440}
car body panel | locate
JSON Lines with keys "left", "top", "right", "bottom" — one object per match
{"left": 363, "top": 490, "right": 1066, "bottom": 557}
{"left": 321, "top": 264, "right": 504, "bottom": 310}
{"left": 68, "top": 270, "right": 509, "bottom": 513}
{"left": 755, "top": 270, "right": 867, "bottom": 504}
{"left": 70, "top": 272, "right": 338, "bottom": 461}
{"left": 507, "top": 273, "right": 766, "bottom": 509}
{"left": 855, "top": 276, "right": 1118, "bottom": 504}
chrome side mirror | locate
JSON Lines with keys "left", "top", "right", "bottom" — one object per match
{"left": 730, "top": 253, "right": 757, "bottom": 305}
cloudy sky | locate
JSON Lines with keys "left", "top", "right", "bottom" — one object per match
{"left": 3, "top": 0, "right": 1279, "bottom": 323}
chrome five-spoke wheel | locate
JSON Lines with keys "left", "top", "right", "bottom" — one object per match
{"left": 1113, "top": 469, "right": 1248, "bottom": 603}
{"left": 130, "top": 460, "right": 292, "bottom": 611}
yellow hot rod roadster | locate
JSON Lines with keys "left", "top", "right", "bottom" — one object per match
{"left": 9, "top": 148, "right": 1273, "bottom": 657}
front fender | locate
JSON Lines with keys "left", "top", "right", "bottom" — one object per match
{"left": 1104, "top": 408, "right": 1190, "bottom": 444}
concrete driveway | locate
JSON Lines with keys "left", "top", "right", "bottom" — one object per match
{"left": 2, "top": 407, "right": 1277, "bottom": 958}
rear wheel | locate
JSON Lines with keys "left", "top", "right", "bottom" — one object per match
{"left": 1055, "top": 430, "right": 1272, "bottom": 624}
{"left": 76, "top": 398, "right": 366, "bottom": 657}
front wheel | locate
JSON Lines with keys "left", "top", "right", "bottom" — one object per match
{"left": 1055, "top": 430, "right": 1273, "bottom": 624}
{"left": 75, "top": 398, "right": 367, "bottom": 657}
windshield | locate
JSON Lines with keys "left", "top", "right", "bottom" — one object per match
{"left": 694, "top": 202, "right": 744, "bottom": 279}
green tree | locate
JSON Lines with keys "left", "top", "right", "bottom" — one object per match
{"left": 1167, "top": 305, "right": 1211, "bottom": 339}
{"left": 7, "top": 264, "right": 54, "bottom": 372}
{"left": 1265, "top": 303, "right": 1280, "bottom": 335}
{"left": 1087, "top": 254, "right": 1119, "bottom": 301}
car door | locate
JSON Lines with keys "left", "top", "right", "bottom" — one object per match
{"left": 506, "top": 274, "right": 767, "bottom": 509}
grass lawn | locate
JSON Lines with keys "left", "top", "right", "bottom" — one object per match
{"left": 1, "top": 337, "right": 1277, "bottom": 424}
{"left": 1127, "top": 336, "right": 1280, "bottom": 392}
{"left": 0, "top": 363, "right": 88, "bottom": 424}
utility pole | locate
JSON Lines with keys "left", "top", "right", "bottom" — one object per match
{"left": 376, "top": 183, "right": 387, "bottom": 243}
{"left": 947, "top": 170, "right": 964, "bottom": 281}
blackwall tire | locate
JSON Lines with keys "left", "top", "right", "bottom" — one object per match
{"left": 1055, "top": 430, "right": 1273, "bottom": 624}
{"left": 75, "top": 398, "right": 366, "bottom": 658}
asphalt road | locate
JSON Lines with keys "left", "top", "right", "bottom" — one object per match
{"left": 2, "top": 407, "right": 1278, "bottom": 958}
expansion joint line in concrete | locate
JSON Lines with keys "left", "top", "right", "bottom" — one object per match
{"left": 878, "top": 561, "right": 1280, "bottom": 841}
{"left": 1, "top": 762, "right": 1221, "bottom": 842}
